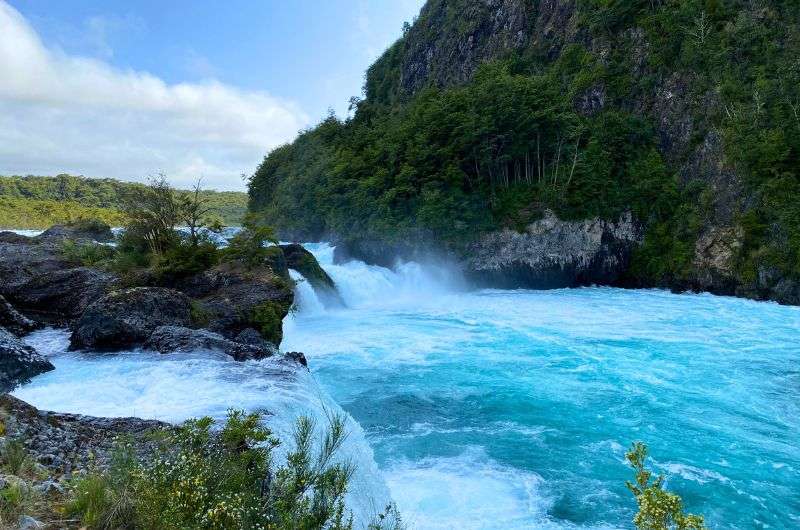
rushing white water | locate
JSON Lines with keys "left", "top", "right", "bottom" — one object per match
{"left": 282, "top": 243, "right": 800, "bottom": 530}
{"left": 4, "top": 229, "right": 44, "bottom": 237}
{"left": 13, "top": 329, "right": 393, "bottom": 526}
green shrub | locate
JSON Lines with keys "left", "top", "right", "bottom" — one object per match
{"left": 0, "top": 479, "right": 40, "bottom": 527}
{"left": 67, "top": 411, "right": 399, "bottom": 530}
{"left": 223, "top": 227, "right": 278, "bottom": 268}
{"left": 249, "top": 301, "right": 286, "bottom": 345}
{"left": 61, "top": 240, "right": 118, "bottom": 267}
{"left": 68, "top": 439, "right": 138, "bottom": 530}
{"left": 154, "top": 237, "right": 220, "bottom": 281}
{"left": 1, "top": 439, "right": 31, "bottom": 475}
{"left": 190, "top": 301, "right": 212, "bottom": 327}
{"left": 626, "top": 442, "right": 706, "bottom": 530}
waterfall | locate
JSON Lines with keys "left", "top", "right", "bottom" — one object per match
{"left": 299, "top": 242, "right": 462, "bottom": 310}
{"left": 289, "top": 269, "right": 326, "bottom": 314}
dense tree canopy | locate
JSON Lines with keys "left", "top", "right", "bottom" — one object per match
{"left": 250, "top": 0, "right": 800, "bottom": 288}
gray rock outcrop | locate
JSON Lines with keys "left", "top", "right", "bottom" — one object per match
{"left": 0, "top": 232, "right": 117, "bottom": 324}
{"left": 0, "top": 327, "right": 54, "bottom": 393}
{"left": 466, "top": 211, "right": 641, "bottom": 288}
{"left": 70, "top": 287, "right": 193, "bottom": 351}
{"left": 37, "top": 221, "right": 114, "bottom": 243}
{"left": 178, "top": 262, "right": 294, "bottom": 345}
{"left": 0, "top": 295, "right": 39, "bottom": 337}
{"left": 145, "top": 325, "right": 275, "bottom": 361}
{"left": 0, "top": 394, "right": 168, "bottom": 477}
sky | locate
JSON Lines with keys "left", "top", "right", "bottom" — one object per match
{"left": 0, "top": 0, "right": 423, "bottom": 190}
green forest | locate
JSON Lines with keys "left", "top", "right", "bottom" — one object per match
{"left": 0, "top": 174, "right": 248, "bottom": 229}
{"left": 248, "top": 0, "right": 800, "bottom": 291}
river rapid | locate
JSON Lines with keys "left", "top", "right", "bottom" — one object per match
{"left": 13, "top": 240, "right": 800, "bottom": 529}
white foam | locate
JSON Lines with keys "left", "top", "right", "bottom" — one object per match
{"left": 384, "top": 448, "right": 573, "bottom": 530}
{"left": 3, "top": 228, "right": 43, "bottom": 237}
{"left": 300, "top": 242, "right": 462, "bottom": 310}
{"left": 14, "top": 328, "right": 391, "bottom": 528}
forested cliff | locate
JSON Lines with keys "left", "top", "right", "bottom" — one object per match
{"left": 248, "top": 0, "right": 800, "bottom": 304}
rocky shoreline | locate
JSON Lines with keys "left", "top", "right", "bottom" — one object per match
{"left": 328, "top": 208, "right": 800, "bottom": 305}
{"left": 0, "top": 223, "right": 339, "bottom": 527}
{"left": 0, "top": 223, "right": 328, "bottom": 393}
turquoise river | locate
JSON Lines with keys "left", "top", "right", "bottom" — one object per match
{"left": 14, "top": 242, "right": 800, "bottom": 529}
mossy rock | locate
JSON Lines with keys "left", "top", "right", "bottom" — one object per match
{"left": 249, "top": 300, "right": 290, "bottom": 345}
{"left": 279, "top": 244, "right": 335, "bottom": 291}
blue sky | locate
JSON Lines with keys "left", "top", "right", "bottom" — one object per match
{"left": 0, "top": 1, "right": 423, "bottom": 189}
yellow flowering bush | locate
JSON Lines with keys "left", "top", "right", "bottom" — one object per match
{"left": 68, "top": 410, "right": 402, "bottom": 530}
{"left": 625, "top": 442, "right": 706, "bottom": 530}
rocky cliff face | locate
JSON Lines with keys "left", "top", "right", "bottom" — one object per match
{"left": 466, "top": 211, "right": 641, "bottom": 288}
{"left": 360, "top": 0, "right": 792, "bottom": 301}
{"left": 371, "top": 0, "right": 578, "bottom": 103}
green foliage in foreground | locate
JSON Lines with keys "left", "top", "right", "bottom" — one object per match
{"left": 2, "top": 421, "right": 710, "bottom": 529}
{"left": 66, "top": 410, "right": 402, "bottom": 530}
{"left": 0, "top": 174, "right": 247, "bottom": 228}
{"left": 626, "top": 442, "right": 706, "bottom": 530}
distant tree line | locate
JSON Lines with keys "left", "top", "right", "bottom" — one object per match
{"left": 0, "top": 174, "right": 248, "bottom": 229}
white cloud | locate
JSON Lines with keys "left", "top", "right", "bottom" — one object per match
{"left": 0, "top": 1, "right": 309, "bottom": 190}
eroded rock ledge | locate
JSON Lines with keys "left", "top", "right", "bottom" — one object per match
{"left": 0, "top": 394, "right": 169, "bottom": 478}
{"left": 465, "top": 210, "right": 642, "bottom": 288}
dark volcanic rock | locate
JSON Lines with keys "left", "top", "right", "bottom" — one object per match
{"left": 0, "top": 394, "right": 168, "bottom": 477}
{"left": 181, "top": 262, "right": 294, "bottom": 345}
{"left": 466, "top": 211, "right": 641, "bottom": 288}
{"left": 0, "top": 230, "right": 118, "bottom": 323}
{"left": 283, "top": 351, "right": 308, "bottom": 368}
{"left": 70, "top": 287, "right": 193, "bottom": 351}
{"left": 0, "top": 231, "right": 34, "bottom": 244}
{"left": 14, "top": 267, "right": 118, "bottom": 322}
{"left": 145, "top": 325, "right": 275, "bottom": 361}
{"left": 0, "top": 295, "right": 39, "bottom": 337}
{"left": 37, "top": 221, "right": 114, "bottom": 243}
{"left": 0, "top": 327, "right": 54, "bottom": 393}
{"left": 235, "top": 327, "right": 269, "bottom": 346}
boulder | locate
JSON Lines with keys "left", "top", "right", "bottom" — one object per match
{"left": 0, "top": 235, "right": 67, "bottom": 295}
{"left": 12, "top": 267, "right": 118, "bottom": 322}
{"left": 0, "top": 295, "right": 39, "bottom": 336}
{"left": 37, "top": 220, "right": 114, "bottom": 243}
{"left": 179, "top": 262, "right": 294, "bottom": 346}
{"left": 283, "top": 351, "right": 308, "bottom": 368}
{"left": 0, "top": 327, "right": 54, "bottom": 393}
{"left": 0, "top": 230, "right": 117, "bottom": 323}
{"left": 145, "top": 325, "right": 275, "bottom": 361}
{"left": 234, "top": 327, "right": 270, "bottom": 347}
{"left": 465, "top": 210, "right": 642, "bottom": 288}
{"left": 0, "top": 231, "right": 34, "bottom": 244}
{"left": 17, "top": 515, "right": 45, "bottom": 530}
{"left": 70, "top": 287, "right": 193, "bottom": 351}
